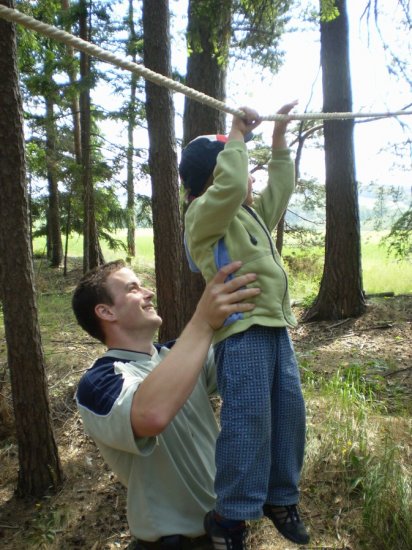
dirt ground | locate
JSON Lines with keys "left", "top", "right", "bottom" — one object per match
{"left": 0, "top": 279, "right": 411, "bottom": 550}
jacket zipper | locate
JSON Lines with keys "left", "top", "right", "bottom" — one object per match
{"left": 242, "top": 205, "right": 290, "bottom": 319}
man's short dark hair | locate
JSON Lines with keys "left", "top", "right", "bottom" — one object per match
{"left": 72, "top": 260, "right": 126, "bottom": 343}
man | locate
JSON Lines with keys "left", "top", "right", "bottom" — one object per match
{"left": 72, "top": 259, "right": 260, "bottom": 549}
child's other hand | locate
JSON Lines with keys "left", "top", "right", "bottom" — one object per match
{"left": 277, "top": 100, "right": 299, "bottom": 116}
{"left": 273, "top": 100, "right": 298, "bottom": 134}
{"left": 229, "top": 107, "right": 261, "bottom": 141}
{"left": 273, "top": 100, "right": 298, "bottom": 149}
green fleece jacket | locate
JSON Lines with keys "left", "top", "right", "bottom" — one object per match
{"left": 184, "top": 139, "right": 297, "bottom": 345}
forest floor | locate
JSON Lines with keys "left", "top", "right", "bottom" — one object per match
{"left": 0, "top": 260, "right": 411, "bottom": 549}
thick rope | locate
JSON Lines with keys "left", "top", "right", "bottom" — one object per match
{"left": 1, "top": 4, "right": 411, "bottom": 122}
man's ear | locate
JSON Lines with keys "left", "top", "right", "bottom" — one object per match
{"left": 95, "top": 304, "right": 115, "bottom": 322}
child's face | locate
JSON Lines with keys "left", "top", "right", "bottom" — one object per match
{"left": 244, "top": 173, "right": 255, "bottom": 206}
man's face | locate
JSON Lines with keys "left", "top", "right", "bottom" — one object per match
{"left": 104, "top": 267, "right": 162, "bottom": 332}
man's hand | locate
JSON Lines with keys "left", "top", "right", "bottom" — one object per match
{"left": 131, "top": 261, "right": 260, "bottom": 437}
{"left": 193, "top": 261, "right": 260, "bottom": 331}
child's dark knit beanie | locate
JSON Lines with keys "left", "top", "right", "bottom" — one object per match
{"left": 179, "top": 133, "right": 252, "bottom": 198}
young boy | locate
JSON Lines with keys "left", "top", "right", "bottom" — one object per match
{"left": 179, "top": 104, "right": 309, "bottom": 549}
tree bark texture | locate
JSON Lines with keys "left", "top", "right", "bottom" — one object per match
{"left": 45, "top": 95, "right": 63, "bottom": 267}
{"left": 143, "top": 0, "right": 185, "bottom": 341}
{"left": 304, "top": 0, "right": 366, "bottom": 321}
{"left": 0, "top": 2, "right": 63, "bottom": 497}
{"left": 61, "top": 0, "right": 82, "bottom": 275}
{"left": 79, "top": 0, "right": 101, "bottom": 272}
{"left": 180, "top": 0, "right": 232, "bottom": 327}
{"left": 182, "top": 0, "right": 231, "bottom": 144}
{"left": 62, "top": 0, "right": 83, "bottom": 166}
{"left": 126, "top": 0, "right": 137, "bottom": 258}
{"left": 126, "top": 78, "right": 137, "bottom": 257}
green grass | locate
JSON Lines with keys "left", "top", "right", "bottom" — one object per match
{"left": 282, "top": 245, "right": 323, "bottom": 301}
{"left": 361, "top": 440, "right": 412, "bottom": 550}
{"left": 284, "top": 231, "right": 412, "bottom": 299}
{"left": 33, "top": 229, "right": 412, "bottom": 298}
{"left": 302, "top": 364, "right": 412, "bottom": 549}
{"left": 362, "top": 233, "right": 412, "bottom": 295}
{"left": 33, "top": 228, "right": 155, "bottom": 266}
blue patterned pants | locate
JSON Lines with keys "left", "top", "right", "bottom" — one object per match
{"left": 213, "top": 326, "right": 306, "bottom": 520}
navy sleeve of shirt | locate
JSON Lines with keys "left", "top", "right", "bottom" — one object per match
{"left": 76, "top": 357, "right": 125, "bottom": 415}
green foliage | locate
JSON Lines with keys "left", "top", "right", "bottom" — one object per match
{"left": 361, "top": 440, "right": 412, "bottom": 550}
{"left": 185, "top": 1, "right": 292, "bottom": 71}
{"left": 135, "top": 194, "right": 153, "bottom": 228}
{"left": 17, "top": 0, "right": 151, "bottom": 268}
{"left": 302, "top": 360, "right": 411, "bottom": 549}
{"left": 283, "top": 232, "right": 412, "bottom": 299}
{"left": 281, "top": 242, "right": 323, "bottom": 300}
{"left": 282, "top": 247, "right": 323, "bottom": 272}
{"left": 248, "top": 141, "right": 271, "bottom": 168}
{"left": 294, "top": 177, "right": 325, "bottom": 214}
{"left": 303, "top": 366, "right": 368, "bottom": 462}
{"left": 299, "top": 291, "right": 318, "bottom": 309}
{"left": 17, "top": 0, "right": 69, "bottom": 75}
{"left": 186, "top": 0, "right": 232, "bottom": 66}
{"left": 319, "top": 0, "right": 340, "bottom": 22}
{"left": 324, "top": 364, "right": 382, "bottom": 409}
{"left": 30, "top": 185, "right": 133, "bottom": 255}
{"left": 363, "top": 183, "right": 407, "bottom": 231}
{"left": 250, "top": 140, "right": 326, "bottom": 235}
{"left": 26, "top": 141, "right": 48, "bottom": 179}
{"left": 27, "top": 503, "right": 68, "bottom": 548}
{"left": 362, "top": 233, "right": 412, "bottom": 295}
{"left": 94, "top": 187, "right": 129, "bottom": 251}
{"left": 232, "top": 0, "right": 292, "bottom": 70}
{"left": 383, "top": 206, "right": 412, "bottom": 260}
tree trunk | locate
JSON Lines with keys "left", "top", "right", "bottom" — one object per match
{"left": 45, "top": 95, "right": 63, "bottom": 267}
{"left": 303, "top": 0, "right": 366, "bottom": 321}
{"left": 61, "top": 0, "right": 82, "bottom": 275}
{"left": 275, "top": 128, "right": 306, "bottom": 255}
{"left": 61, "top": 0, "right": 82, "bottom": 168}
{"left": 183, "top": 0, "right": 231, "bottom": 142}
{"left": 126, "top": 0, "right": 137, "bottom": 258}
{"left": 143, "top": 0, "right": 184, "bottom": 341}
{"left": 181, "top": 0, "right": 232, "bottom": 326}
{"left": 0, "top": 2, "right": 63, "bottom": 497}
{"left": 79, "top": 0, "right": 101, "bottom": 272}
{"left": 126, "top": 87, "right": 137, "bottom": 257}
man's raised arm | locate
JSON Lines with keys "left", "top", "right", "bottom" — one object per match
{"left": 130, "top": 261, "right": 260, "bottom": 437}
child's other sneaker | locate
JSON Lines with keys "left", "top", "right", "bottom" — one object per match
{"left": 204, "top": 511, "right": 248, "bottom": 550}
{"left": 263, "top": 504, "right": 310, "bottom": 545}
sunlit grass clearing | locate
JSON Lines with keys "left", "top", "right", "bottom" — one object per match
{"left": 32, "top": 229, "right": 411, "bottom": 296}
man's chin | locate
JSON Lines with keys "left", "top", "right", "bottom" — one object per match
{"left": 144, "top": 308, "right": 162, "bottom": 326}
{"left": 152, "top": 314, "right": 162, "bottom": 327}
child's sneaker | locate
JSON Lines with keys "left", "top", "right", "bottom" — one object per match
{"left": 204, "top": 511, "right": 248, "bottom": 550}
{"left": 263, "top": 504, "right": 310, "bottom": 545}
